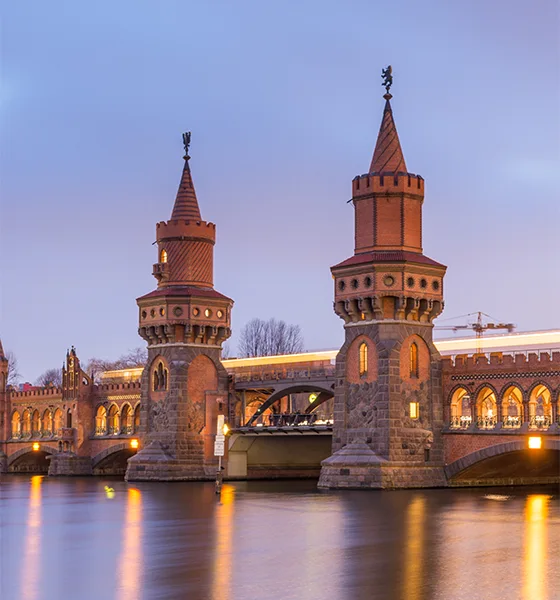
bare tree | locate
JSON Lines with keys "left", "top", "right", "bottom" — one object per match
{"left": 85, "top": 347, "right": 148, "bottom": 382}
{"left": 5, "top": 351, "right": 21, "bottom": 386}
{"left": 221, "top": 342, "right": 232, "bottom": 359}
{"left": 238, "top": 318, "right": 304, "bottom": 357}
{"left": 36, "top": 368, "right": 62, "bottom": 387}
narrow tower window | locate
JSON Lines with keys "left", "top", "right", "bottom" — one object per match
{"left": 153, "top": 361, "right": 169, "bottom": 392}
{"left": 359, "top": 342, "right": 368, "bottom": 377}
{"left": 160, "top": 249, "right": 168, "bottom": 263}
{"left": 410, "top": 342, "right": 419, "bottom": 378}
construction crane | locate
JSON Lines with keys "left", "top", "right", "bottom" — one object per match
{"left": 435, "top": 312, "right": 515, "bottom": 353}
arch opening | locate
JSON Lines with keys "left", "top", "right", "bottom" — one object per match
{"left": 449, "top": 387, "right": 472, "bottom": 428}
{"left": 476, "top": 387, "right": 497, "bottom": 429}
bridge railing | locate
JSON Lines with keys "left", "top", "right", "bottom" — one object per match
{"left": 236, "top": 412, "right": 334, "bottom": 428}
{"left": 448, "top": 414, "right": 557, "bottom": 431}
{"left": 232, "top": 366, "right": 335, "bottom": 383}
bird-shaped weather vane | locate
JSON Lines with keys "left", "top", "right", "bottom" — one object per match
{"left": 381, "top": 65, "right": 393, "bottom": 99}
{"left": 182, "top": 131, "right": 191, "bottom": 160}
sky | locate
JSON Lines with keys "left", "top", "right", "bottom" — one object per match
{"left": 1, "top": 0, "right": 559, "bottom": 382}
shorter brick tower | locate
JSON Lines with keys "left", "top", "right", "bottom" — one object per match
{"left": 319, "top": 76, "right": 447, "bottom": 489}
{"left": 126, "top": 133, "right": 233, "bottom": 481}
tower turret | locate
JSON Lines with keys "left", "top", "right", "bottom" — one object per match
{"left": 126, "top": 133, "right": 233, "bottom": 482}
{"left": 319, "top": 68, "right": 447, "bottom": 490}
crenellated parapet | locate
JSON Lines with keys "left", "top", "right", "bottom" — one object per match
{"left": 10, "top": 387, "right": 62, "bottom": 400}
{"left": 442, "top": 351, "right": 560, "bottom": 373}
{"left": 352, "top": 171, "right": 424, "bottom": 197}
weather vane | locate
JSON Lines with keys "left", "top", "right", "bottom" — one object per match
{"left": 381, "top": 65, "right": 393, "bottom": 98}
{"left": 182, "top": 131, "right": 191, "bottom": 160}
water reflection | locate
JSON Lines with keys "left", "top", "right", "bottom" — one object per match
{"left": 117, "top": 487, "right": 143, "bottom": 600}
{"left": 402, "top": 495, "right": 426, "bottom": 600}
{"left": 21, "top": 475, "right": 43, "bottom": 600}
{"left": 523, "top": 494, "right": 550, "bottom": 600}
{"left": 211, "top": 484, "right": 235, "bottom": 600}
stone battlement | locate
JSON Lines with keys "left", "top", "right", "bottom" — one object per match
{"left": 10, "top": 387, "right": 62, "bottom": 399}
{"left": 156, "top": 219, "right": 216, "bottom": 243}
{"left": 442, "top": 351, "right": 560, "bottom": 372}
{"left": 352, "top": 172, "right": 424, "bottom": 196}
{"left": 94, "top": 381, "right": 141, "bottom": 393}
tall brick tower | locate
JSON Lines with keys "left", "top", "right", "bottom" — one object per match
{"left": 126, "top": 133, "right": 233, "bottom": 481}
{"left": 319, "top": 70, "right": 447, "bottom": 489}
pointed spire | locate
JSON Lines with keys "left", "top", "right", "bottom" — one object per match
{"left": 170, "top": 132, "right": 202, "bottom": 221}
{"left": 0, "top": 338, "right": 5, "bottom": 359}
{"left": 369, "top": 94, "right": 407, "bottom": 174}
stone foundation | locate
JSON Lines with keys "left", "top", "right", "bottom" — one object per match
{"left": 125, "top": 441, "right": 214, "bottom": 482}
{"left": 48, "top": 453, "right": 93, "bottom": 476}
{"left": 318, "top": 442, "right": 447, "bottom": 489}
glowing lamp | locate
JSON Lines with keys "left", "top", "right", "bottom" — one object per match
{"left": 32, "top": 442, "right": 40, "bottom": 452}
{"left": 309, "top": 393, "right": 318, "bottom": 404}
{"left": 222, "top": 423, "right": 229, "bottom": 435}
{"left": 528, "top": 436, "right": 542, "bottom": 449}
{"left": 130, "top": 439, "right": 139, "bottom": 449}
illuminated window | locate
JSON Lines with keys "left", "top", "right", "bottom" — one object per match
{"left": 95, "top": 406, "right": 107, "bottom": 436}
{"left": 205, "top": 308, "right": 212, "bottom": 318}
{"left": 11, "top": 411, "right": 21, "bottom": 438}
{"left": 153, "top": 361, "right": 168, "bottom": 392}
{"left": 410, "top": 342, "right": 419, "bottom": 378}
{"left": 359, "top": 342, "right": 368, "bottom": 377}
{"left": 160, "top": 249, "right": 168, "bottom": 263}
{"left": 410, "top": 401, "right": 419, "bottom": 419}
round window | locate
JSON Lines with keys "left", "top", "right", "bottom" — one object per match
{"left": 205, "top": 309, "right": 212, "bottom": 318}
{"left": 351, "top": 279, "right": 359, "bottom": 289}
{"left": 407, "top": 277, "right": 415, "bottom": 288}
{"left": 420, "top": 278, "right": 427, "bottom": 289}
{"left": 364, "top": 276, "right": 372, "bottom": 288}
{"left": 217, "top": 310, "right": 224, "bottom": 318}
{"left": 192, "top": 308, "right": 200, "bottom": 316}
{"left": 173, "top": 306, "right": 183, "bottom": 317}
{"left": 338, "top": 280, "right": 346, "bottom": 291}
{"left": 159, "top": 307, "right": 165, "bottom": 316}
{"left": 150, "top": 309, "right": 155, "bottom": 317}
{"left": 383, "top": 275, "right": 395, "bottom": 287}
{"left": 432, "top": 280, "right": 440, "bottom": 291}
{"left": 141, "top": 310, "right": 147, "bottom": 319}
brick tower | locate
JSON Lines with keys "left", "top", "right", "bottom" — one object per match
{"left": 319, "top": 71, "right": 447, "bottom": 489}
{"left": 126, "top": 133, "right": 233, "bottom": 481}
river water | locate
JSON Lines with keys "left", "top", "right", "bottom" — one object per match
{"left": 0, "top": 475, "right": 558, "bottom": 600}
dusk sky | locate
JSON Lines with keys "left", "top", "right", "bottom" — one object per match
{"left": 2, "top": 0, "right": 559, "bottom": 382}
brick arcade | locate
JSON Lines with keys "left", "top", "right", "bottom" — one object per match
{"left": 1, "top": 82, "right": 558, "bottom": 487}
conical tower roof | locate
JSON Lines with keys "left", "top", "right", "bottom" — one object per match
{"left": 170, "top": 158, "right": 202, "bottom": 221}
{"left": 369, "top": 95, "right": 407, "bottom": 174}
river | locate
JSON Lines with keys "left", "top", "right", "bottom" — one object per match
{"left": 0, "top": 475, "right": 558, "bottom": 600}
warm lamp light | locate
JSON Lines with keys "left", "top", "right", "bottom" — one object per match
{"left": 130, "top": 439, "right": 139, "bottom": 449}
{"left": 528, "top": 436, "right": 542, "bottom": 449}
{"left": 309, "top": 393, "right": 318, "bottom": 404}
{"left": 222, "top": 423, "right": 229, "bottom": 435}
{"left": 32, "top": 442, "right": 40, "bottom": 451}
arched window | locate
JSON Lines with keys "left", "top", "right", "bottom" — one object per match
{"left": 410, "top": 342, "right": 419, "bottom": 378}
{"left": 66, "top": 409, "right": 72, "bottom": 428}
{"left": 133, "top": 404, "right": 141, "bottom": 432}
{"left": 11, "top": 411, "right": 21, "bottom": 439}
{"left": 121, "top": 404, "right": 132, "bottom": 434}
{"left": 95, "top": 406, "right": 107, "bottom": 436}
{"left": 53, "top": 408, "right": 63, "bottom": 435}
{"left": 108, "top": 405, "right": 119, "bottom": 435}
{"left": 42, "top": 410, "right": 52, "bottom": 436}
{"left": 22, "top": 410, "right": 31, "bottom": 436}
{"left": 359, "top": 343, "right": 368, "bottom": 377}
{"left": 160, "top": 249, "right": 168, "bottom": 263}
{"left": 153, "top": 361, "right": 168, "bottom": 391}
{"left": 32, "top": 410, "right": 40, "bottom": 436}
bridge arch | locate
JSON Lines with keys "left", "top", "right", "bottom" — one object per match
{"left": 92, "top": 442, "right": 137, "bottom": 474}
{"left": 445, "top": 439, "right": 560, "bottom": 481}
{"left": 8, "top": 444, "right": 59, "bottom": 473}
{"left": 246, "top": 383, "right": 334, "bottom": 425}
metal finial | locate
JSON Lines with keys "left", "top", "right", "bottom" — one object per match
{"left": 182, "top": 131, "right": 191, "bottom": 160}
{"left": 381, "top": 65, "right": 393, "bottom": 99}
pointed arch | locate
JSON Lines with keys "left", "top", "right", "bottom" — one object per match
{"left": 42, "top": 409, "right": 53, "bottom": 435}
{"left": 501, "top": 385, "right": 523, "bottom": 428}
{"left": 11, "top": 410, "right": 21, "bottom": 439}
{"left": 107, "top": 404, "right": 120, "bottom": 435}
{"left": 53, "top": 408, "right": 63, "bottom": 434}
{"left": 95, "top": 405, "right": 107, "bottom": 436}
{"left": 359, "top": 342, "right": 368, "bottom": 377}
{"left": 475, "top": 385, "right": 498, "bottom": 429}
{"left": 22, "top": 409, "right": 31, "bottom": 436}
{"left": 410, "top": 342, "right": 419, "bottom": 378}
{"left": 133, "top": 403, "right": 141, "bottom": 433}
{"left": 121, "top": 403, "right": 133, "bottom": 434}
{"left": 528, "top": 383, "right": 553, "bottom": 428}
{"left": 31, "top": 410, "right": 40, "bottom": 436}
{"left": 449, "top": 386, "right": 472, "bottom": 428}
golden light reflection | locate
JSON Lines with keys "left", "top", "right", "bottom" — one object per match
{"left": 211, "top": 484, "right": 235, "bottom": 600}
{"left": 21, "top": 475, "right": 42, "bottom": 600}
{"left": 528, "top": 436, "right": 542, "bottom": 449}
{"left": 523, "top": 494, "right": 549, "bottom": 600}
{"left": 117, "top": 487, "right": 143, "bottom": 600}
{"left": 402, "top": 495, "right": 426, "bottom": 600}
